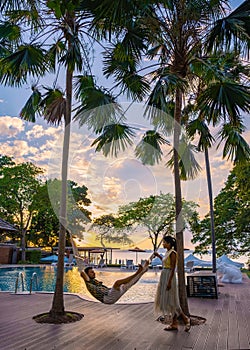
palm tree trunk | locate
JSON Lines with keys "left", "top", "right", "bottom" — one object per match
{"left": 174, "top": 87, "right": 189, "bottom": 315}
{"left": 20, "top": 211, "right": 26, "bottom": 261}
{"left": 204, "top": 147, "right": 216, "bottom": 273}
{"left": 50, "top": 65, "right": 73, "bottom": 317}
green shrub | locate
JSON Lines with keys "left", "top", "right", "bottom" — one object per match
{"left": 26, "top": 250, "right": 41, "bottom": 264}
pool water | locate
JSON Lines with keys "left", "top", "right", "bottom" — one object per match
{"left": 0, "top": 266, "right": 160, "bottom": 303}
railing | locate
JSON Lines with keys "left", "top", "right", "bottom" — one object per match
{"left": 15, "top": 272, "right": 38, "bottom": 294}
{"left": 15, "top": 272, "right": 24, "bottom": 293}
{"left": 29, "top": 272, "right": 38, "bottom": 294}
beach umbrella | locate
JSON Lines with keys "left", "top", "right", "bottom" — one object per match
{"left": 40, "top": 255, "right": 68, "bottom": 263}
{"left": 128, "top": 246, "right": 146, "bottom": 265}
{"left": 89, "top": 249, "right": 105, "bottom": 254}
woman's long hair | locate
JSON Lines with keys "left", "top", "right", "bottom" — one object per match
{"left": 163, "top": 235, "right": 177, "bottom": 251}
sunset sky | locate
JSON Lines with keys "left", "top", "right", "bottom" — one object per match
{"left": 0, "top": 0, "right": 248, "bottom": 249}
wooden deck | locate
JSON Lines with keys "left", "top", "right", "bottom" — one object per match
{"left": 0, "top": 274, "right": 249, "bottom": 350}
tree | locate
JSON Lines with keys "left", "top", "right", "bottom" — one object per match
{"left": 186, "top": 52, "right": 250, "bottom": 272}
{"left": 0, "top": 160, "right": 43, "bottom": 260}
{"left": 1, "top": 0, "right": 249, "bottom": 319}
{"left": 91, "top": 214, "right": 133, "bottom": 247}
{"left": 0, "top": 155, "right": 15, "bottom": 168}
{"left": 190, "top": 161, "right": 250, "bottom": 258}
{"left": 117, "top": 193, "right": 198, "bottom": 251}
{"left": 30, "top": 179, "right": 92, "bottom": 251}
{"left": 0, "top": 0, "right": 113, "bottom": 322}
{"left": 87, "top": 0, "right": 250, "bottom": 314}
{"left": 28, "top": 181, "right": 60, "bottom": 252}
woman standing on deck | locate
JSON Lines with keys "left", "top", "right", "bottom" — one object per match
{"left": 154, "top": 235, "right": 191, "bottom": 331}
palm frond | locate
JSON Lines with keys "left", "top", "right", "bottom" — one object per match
{"left": 40, "top": 88, "right": 66, "bottom": 125}
{"left": 87, "top": 0, "right": 153, "bottom": 34}
{"left": 0, "top": 22, "right": 21, "bottom": 47}
{"left": 19, "top": 87, "right": 42, "bottom": 122}
{"left": 0, "top": 45, "right": 49, "bottom": 86}
{"left": 91, "top": 123, "right": 136, "bottom": 157}
{"left": 167, "top": 135, "right": 202, "bottom": 180}
{"left": 197, "top": 81, "right": 250, "bottom": 125}
{"left": 74, "top": 75, "right": 124, "bottom": 132}
{"left": 217, "top": 123, "right": 250, "bottom": 163}
{"left": 0, "top": 0, "right": 39, "bottom": 12}
{"left": 59, "top": 34, "right": 83, "bottom": 72}
{"left": 145, "top": 78, "right": 175, "bottom": 134}
{"left": 46, "top": 40, "right": 66, "bottom": 71}
{"left": 7, "top": 8, "right": 43, "bottom": 33}
{"left": 119, "top": 72, "right": 150, "bottom": 101}
{"left": 103, "top": 43, "right": 150, "bottom": 101}
{"left": 187, "top": 119, "right": 215, "bottom": 151}
{"left": 207, "top": 0, "right": 250, "bottom": 57}
{"left": 135, "top": 130, "right": 169, "bottom": 165}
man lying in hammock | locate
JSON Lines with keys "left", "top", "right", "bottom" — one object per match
{"left": 80, "top": 260, "right": 150, "bottom": 304}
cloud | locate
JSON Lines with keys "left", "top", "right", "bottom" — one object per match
{"left": 0, "top": 116, "right": 24, "bottom": 137}
{"left": 26, "top": 124, "right": 58, "bottom": 139}
{"left": 0, "top": 140, "right": 38, "bottom": 162}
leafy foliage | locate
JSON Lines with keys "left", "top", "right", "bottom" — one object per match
{"left": 0, "top": 159, "right": 43, "bottom": 259}
{"left": 91, "top": 214, "right": 133, "bottom": 247}
{"left": 0, "top": 157, "right": 92, "bottom": 253}
{"left": 116, "top": 193, "right": 198, "bottom": 251}
{"left": 190, "top": 161, "right": 250, "bottom": 258}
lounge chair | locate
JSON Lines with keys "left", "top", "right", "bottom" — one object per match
{"left": 185, "top": 260, "right": 194, "bottom": 273}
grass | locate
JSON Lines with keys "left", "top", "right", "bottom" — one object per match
{"left": 242, "top": 269, "right": 250, "bottom": 278}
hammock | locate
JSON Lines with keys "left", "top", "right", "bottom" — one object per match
{"left": 69, "top": 230, "right": 163, "bottom": 304}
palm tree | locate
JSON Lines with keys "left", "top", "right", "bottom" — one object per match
{"left": 0, "top": 0, "right": 121, "bottom": 321}
{"left": 85, "top": 0, "right": 250, "bottom": 314}
{"left": 187, "top": 52, "right": 250, "bottom": 272}
{"left": 1, "top": 0, "right": 248, "bottom": 320}
{"left": 187, "top": 119, "right": 217, "bottom": 271}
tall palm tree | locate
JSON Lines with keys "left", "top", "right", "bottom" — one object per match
{"left": 85, "top": 0, "right": 250, "bottom": 314}
{"left": 0, "top": 0, "right": 121, "bottom": 321}
{"left": 187, "top": 119, "right": 217, "bottom": 271}
{"left": 187, "top": 52, "right": 250, "bottom": 272}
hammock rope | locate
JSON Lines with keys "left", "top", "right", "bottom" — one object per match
{"left": 69, "top": 231, "right": 87, "bottom": 271}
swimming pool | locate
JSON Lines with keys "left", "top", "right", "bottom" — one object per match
{"left": 0, "top": 266, "right": 160, "bottom": 303}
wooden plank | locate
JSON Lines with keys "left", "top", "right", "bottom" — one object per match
{"left": 192, "top": 299, "right": 219, "bottom": 350}
{"left": 0, "top": 273, "right": 249, "bottom": 350}
{"left": 236, "top": 300, "right": 250, "bottom": 350}
{"left": 227, "top": 295, "right": 240, "bottom": 350}
{"left": 216, "top": 299, "right": 230, "bottom": 350}
{"left": 203, "top": 309, "right": 222, "bottom": 350}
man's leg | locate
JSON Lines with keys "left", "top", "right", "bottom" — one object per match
{"left": 113, "top": 260, "right": 149, "bottom": 290}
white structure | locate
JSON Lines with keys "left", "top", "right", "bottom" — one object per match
{"left": 217, "top": 262, "right": 242, "bottom": 284}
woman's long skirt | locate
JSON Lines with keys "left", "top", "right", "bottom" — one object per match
{"left": 155, "top": 268, "right": 182, "bottom": 316}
